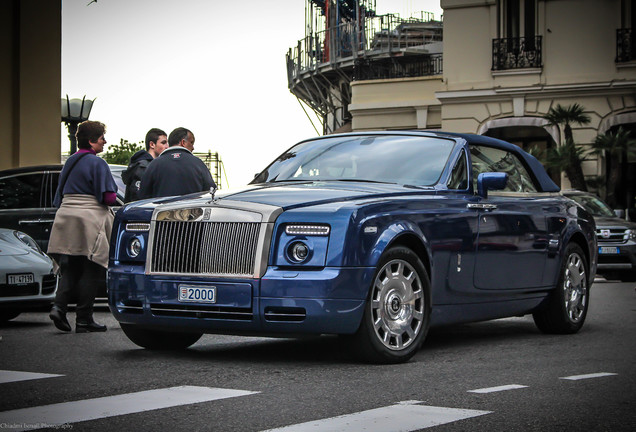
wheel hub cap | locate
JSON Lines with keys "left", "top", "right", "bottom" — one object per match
{"left": 563, "top": 252, "right": 587, "bottom": 323}
{"left": 371, "top": 258, "right": 425, "bottom": 350}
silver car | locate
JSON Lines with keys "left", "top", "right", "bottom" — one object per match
{"left": 0, "top": 229, "right": 58, "bottom": 322}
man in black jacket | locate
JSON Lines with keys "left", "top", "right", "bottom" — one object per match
{"left": 122, "top": 128, "right": 168, "bottom": 202}
{"left": 139, "top": 127, "right": 216, "bottom": 199}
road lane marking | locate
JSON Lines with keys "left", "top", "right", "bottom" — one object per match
{"left": 0, "top": 385, "right": 258, "bottom": 431}
{"left": 468, "top": 384, "right": 528, "bottom": 393}
{"left": 560, "top": 372, "right": 617, "bottom": 380}
{"left": 261, "top": 401, "right": 491, "bottom": 432}
{"left": 0, "top": 370, "right": 63, "bottom": 384}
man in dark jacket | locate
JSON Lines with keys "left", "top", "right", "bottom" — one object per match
{"left": 122, "top": 128, "right": 168, "bottom": 202}
{"left": 139, "top": 127, "right": 216, "bottom": 199}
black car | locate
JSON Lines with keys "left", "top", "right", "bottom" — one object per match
{"left": 0, "top": 164, "right": 126, "bottom": 251}
{"left": 563, "top": 190, "right": 636, "bottom": 282}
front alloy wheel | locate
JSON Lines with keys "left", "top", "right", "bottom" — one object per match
{"left": 371, "top": 258, "right": 424, "bottom": 351}
{"left": 352, "top": 246, "right": 431, "bottom": 363}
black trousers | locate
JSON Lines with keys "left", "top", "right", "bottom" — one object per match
{"left": 54, "top": 255, "right": 105, "bottom": 322}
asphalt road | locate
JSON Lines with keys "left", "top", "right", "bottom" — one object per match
{"left": 0, "top": 278, "right": 634, "bottom": 432}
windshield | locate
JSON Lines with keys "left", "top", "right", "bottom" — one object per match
{"left": 252, "top": 135, "right": 456, "bottom": 186}
{"left": 568, "top": 194, "right": 615, "bottom": 217}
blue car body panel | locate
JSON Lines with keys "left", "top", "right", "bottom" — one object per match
{"left": 108, "top": 131, "right": 597, "bottom": 338}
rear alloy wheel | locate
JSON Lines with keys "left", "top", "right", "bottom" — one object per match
{"left": 121, "top": 323, "right": 202, "bottom": 350}
{"left": 533, "top": 243, "right": 589, "bottom": 334}
{"left": 352, "top": 246, "right": 431, "bottom": 363}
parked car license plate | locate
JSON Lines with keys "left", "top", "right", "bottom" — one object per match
{"left": 179, "top": 285, "right": 216, "bottom": 303}
{"left": 599, "top": 246, "right": 619, "bottom": 254}
{"left": 8, "top": 273, "right": 34, "bottom": 284}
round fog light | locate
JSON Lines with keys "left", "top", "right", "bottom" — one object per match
{"left": 288, "top": 241, "right": 309, "bottom": 263}
{"left": 128, "top": 237, "right": 142, "bottom": 258}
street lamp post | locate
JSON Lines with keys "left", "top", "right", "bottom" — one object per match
{"left": 61, "top": 95, "right": 94, "bottom": 154}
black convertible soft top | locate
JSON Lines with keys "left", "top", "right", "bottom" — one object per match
{"left": 438, "top": 132, "right": 560, "bottom": 193}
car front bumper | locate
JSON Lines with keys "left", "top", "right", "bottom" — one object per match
{"left": 596, "top": 241, "right": 636, "bottom": 271}
{"left": 108, "top": 266, "right": 375, "bottom": 336}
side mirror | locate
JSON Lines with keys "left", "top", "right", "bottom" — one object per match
{"left": 477, "top": 172, "right": 508, "bottom": 198}
{"left": 614, "top": 209, "right": 625, "bottom": 219}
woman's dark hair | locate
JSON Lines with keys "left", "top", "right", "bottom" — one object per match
{"left": 76, "top": 121, "right": 106, "bottom": 149}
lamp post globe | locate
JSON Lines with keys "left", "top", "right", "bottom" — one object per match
{"left": 61, "top": 95, "right": 95, "bottom": 154}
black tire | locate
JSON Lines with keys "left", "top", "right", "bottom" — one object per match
{"left": 351, "top": 246, "right": 431, "bottom": 364}
{"left": 120, "top": 323, "right": 202, "bottom": 350}
{"left": 533, "top": 243, "right": 589, "bottom": 334}
{"left": 0, "top": 311, "right": 21, "bottom": 322}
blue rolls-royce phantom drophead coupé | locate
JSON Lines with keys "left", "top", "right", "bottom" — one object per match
{"left": 108, "top": 131, "right": 597, "bottom": 363}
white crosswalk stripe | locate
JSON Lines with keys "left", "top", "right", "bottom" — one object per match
{"left": 0, "top": 370, "right": 63, "bottom": 384}
{"left": 0, "top": 386, "right": 258, "bottom": 431}
{"left": 467, "top": 384, "right": 528, "bottom": 394}
{"left": 261, "top": 400, "right": 492, "bottom": 432}
{"left": 560, "top": 372, "right": 617, "bottom": 380}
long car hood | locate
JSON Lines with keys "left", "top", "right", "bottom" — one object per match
{"left": 137, "top": 181, "right": 434, "bottom": 211}
{"left": 593, "top": 216, "right": 636, "bottom": 229}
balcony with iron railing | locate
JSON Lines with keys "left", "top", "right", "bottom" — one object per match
{"left": 354, "top": 54, "right": 443, "bottom": 80}
{"left": 616, "top": 28, "right": 635, "bottom": 63}
{"left": 286, "top": 12, "right": 443, "bottom": 84}
{"left": 491, "top": 36, "right": 542, "bottom": 71}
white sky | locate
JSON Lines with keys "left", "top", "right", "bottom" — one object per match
{"left": 61, "top": 0, "right": 443, "bottom": 188}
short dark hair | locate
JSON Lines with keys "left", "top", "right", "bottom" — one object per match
{"left": 145, "top": 128, "right": 167, "bottom": 151}
{"left": 76, "top": 121, "right": 106, "bottom": 149}
{"left": 168, "top": 127, "right": 192, "bottom": 147}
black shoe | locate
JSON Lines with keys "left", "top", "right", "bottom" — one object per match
{"left": 76, "top": 321, "right": 107, "bottom": 333}
{"left": 49, "top": 306, "right": 71, "bottom": 332}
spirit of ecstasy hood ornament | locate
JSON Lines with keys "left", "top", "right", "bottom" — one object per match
{"left": 208, "top": 185, "right": 218, "bottom": 203}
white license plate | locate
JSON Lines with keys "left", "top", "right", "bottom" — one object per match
{"left": 599, "top": 247, "right": 619, "bottom": 254}
{"left": 179, "top": 285, "right": 216, "bottom": 303}
{"left": 8, "top": 273, "right": 34, "bottom": 284}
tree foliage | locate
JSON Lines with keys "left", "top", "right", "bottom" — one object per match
{"left": 589, "top": 127, "right": 636, "bottom": 207}
{"left": 102, "top": 139, "right": 143, "bottom": 165}
{"left": 543, "top": 103, "right": 591, "bottom": 191}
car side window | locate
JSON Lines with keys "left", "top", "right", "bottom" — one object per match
{"left": 469, "top": 145, "right": 537, "bottom": 193}
{"left": 46, "top": 172, "right": 60, "bottom": 208}
{"left": 447, "top": 150, "right": 468, "bottom": 190}
{"left": 0, "top": 173, "right": 45, "bottom": 210}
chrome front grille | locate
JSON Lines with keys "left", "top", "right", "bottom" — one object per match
{"left": 151, "top": 221, "right": 261, "bottom": 277}
{"left": 596, "top": 228, "right": 629, "bottom": 244}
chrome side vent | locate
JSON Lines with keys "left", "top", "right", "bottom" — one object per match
{"left": 150, "top": 303, "right": 253, "bottom": 321}
{"left": 264, "top": 307, "right": 306, "bottom": 322}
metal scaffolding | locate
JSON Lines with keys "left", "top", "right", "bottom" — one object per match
{"left": 194, "top": 151, "right": 227, "bottom": 189}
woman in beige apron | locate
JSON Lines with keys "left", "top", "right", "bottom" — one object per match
{"left": 48, "top": 121, "right": 117, "bottom": 333}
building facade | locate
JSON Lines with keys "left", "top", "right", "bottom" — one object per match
{"left": 0, "top": 0, "right": 62, "bottom": 171}
{"left": 346, "top": 0, "right": 636, "bottom": 208}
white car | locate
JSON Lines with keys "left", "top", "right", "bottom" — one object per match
{"left": 0, "top": 229, "right": 58, "bottom": 322}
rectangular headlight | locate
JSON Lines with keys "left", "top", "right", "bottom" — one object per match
{"left": 285, "top": 224, "right": 330, "bottom": 236}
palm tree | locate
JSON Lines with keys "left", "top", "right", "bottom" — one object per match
{"left": 545, "top": 138, "right": 588, "bottom": 189}
{"left": 589, "top": 127, "right": 636, "bottom": 208}
{"left": 543, "top": 103, "right": 591, "bottom": 191}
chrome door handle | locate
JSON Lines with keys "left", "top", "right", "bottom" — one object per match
{"left": 467, "top": 203, "right": 497, "bottom": 210}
